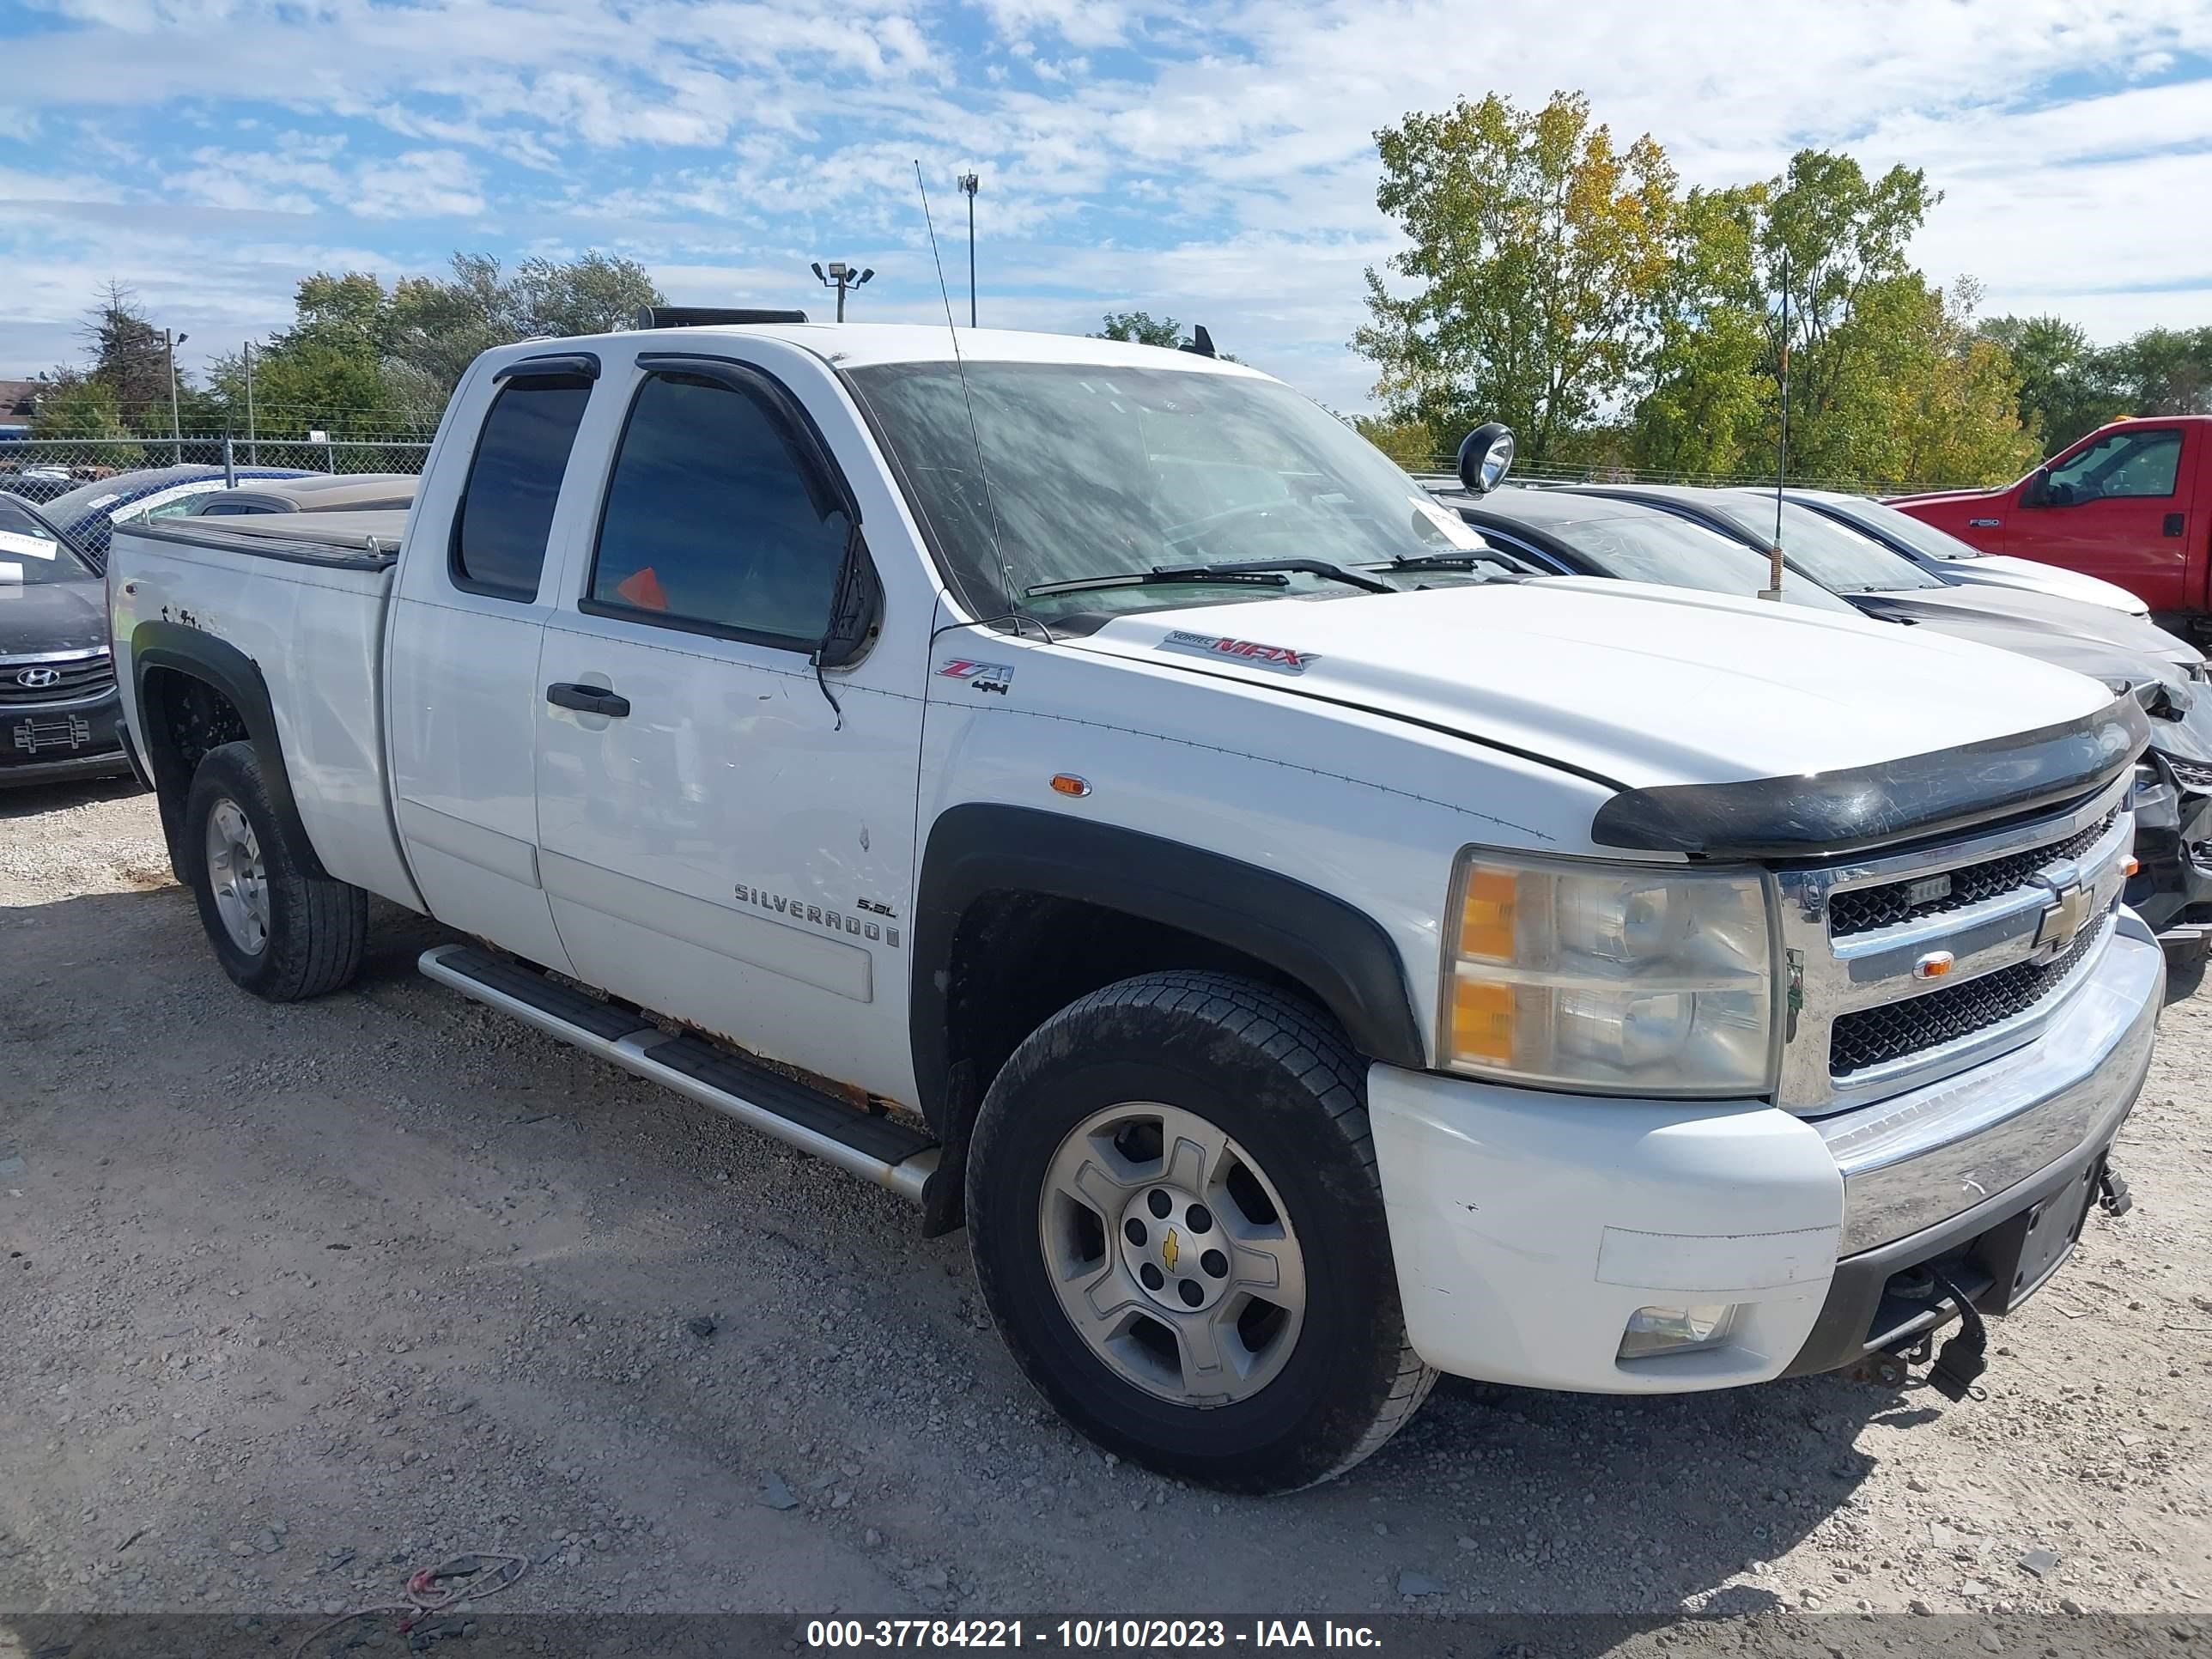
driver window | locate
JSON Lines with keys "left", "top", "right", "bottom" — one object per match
{"left": 586, "top": 370, "right": 850, "bottom": 648}
{"left": 2047, "top": 429, "right": 2182, "bottom": 504}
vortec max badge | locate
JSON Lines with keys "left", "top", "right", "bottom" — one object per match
{"left": 1157, "top": 630, "right": 1317, "bottom": 675}
{"left": 936, "top": 659, "right": 1014, "bottom": 695}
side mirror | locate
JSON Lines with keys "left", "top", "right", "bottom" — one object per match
{"left": 816, "top": 528, "right": 884, "bottom": 670}
{"left": 2021, "top": 466, "right": 2051, "bottom": 508}
{"left": 1457, "top": 422, "right": 1516, "bottom": 495}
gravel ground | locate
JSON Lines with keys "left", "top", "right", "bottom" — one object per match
{"left": 3, "top": 780, "right": 2210, "bottom": 1641}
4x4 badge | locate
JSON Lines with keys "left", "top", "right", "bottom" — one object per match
{"left": 936, "top": 659, "right": 1013, "bottom": 695}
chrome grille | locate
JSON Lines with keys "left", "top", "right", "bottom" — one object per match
{"left": 1829, "top": 917, "right": 2106, "bottom": 1077}
{"left": 1826, "top": 809, "right": 2117, "bottom": 937}
{"left": 1774, "top": 775, "right": 2135, "bottom": 1115}
{"left": 2167, "top": 755, "right": 2212, "bottom": 792}
{"left": 0, "top": 651, "right": 114, "bottom": 705}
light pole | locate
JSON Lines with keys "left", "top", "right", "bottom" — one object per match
{"left": 243, "top": 341, "right": 258, "bottom": 465}
{"left": 165, "top": 328, "right": 189, "bottom": 465}
{"left": 957, "top": 173, "right": 979, "bottom": 327}
{"left": 810, "top": 260, "right": 875, "bottom": 322}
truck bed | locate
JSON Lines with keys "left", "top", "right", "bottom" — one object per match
{"left": 108, "top": 510, "right": 424, "bottom": 912}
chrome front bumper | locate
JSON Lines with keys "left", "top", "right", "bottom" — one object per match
{"left": 1817, "top": 911, "right": 2163, "bottom": 1253}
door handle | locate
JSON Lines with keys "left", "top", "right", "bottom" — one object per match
{"left": 2165, "top": 513, "right": 2185, "bottom": 538}
{"left": 546, "top": 682, "right": 631, "bottom": 718}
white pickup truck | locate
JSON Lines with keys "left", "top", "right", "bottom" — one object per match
{"left": 108, "top": 319, "right": 2163, "bottom": 1493}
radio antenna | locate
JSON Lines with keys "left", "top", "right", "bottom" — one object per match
{"left": 1765, "top": 247, "right": 1790, "bottom": 602}
{"left": 915, "top": 161, "right": 1018, "bottom": 610}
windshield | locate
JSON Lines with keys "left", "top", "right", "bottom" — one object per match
{"left": 849, "top": 362, "right": 1494, "bottom": 620}
{"left": 0, "top": 495, "right": 94, "bottom": 584}
{"left": 1813, "top": 495, "right": 1986, "bottom": 562}
{"left": 37, "top": 477, "right": 154, "bottom": 527}
{"left": 1523, "top": 510, "right": 1857, "bottom": 614}
{"left": 1696, "top": 495, "right": 1948, "bottom": 592}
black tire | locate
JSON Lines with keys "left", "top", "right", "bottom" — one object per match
{"left": 965, "top": 970, "right": 1435, "bottom": 1493}
{"left": 183, "top": 741, "right": 368, "bottom": 1001}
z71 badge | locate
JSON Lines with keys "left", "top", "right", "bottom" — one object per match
{"left": 936, "top": 658, "right": 1014, "bottom": 695}
{"left": 1157, "top": 629, "right": 1317, "bottom": 675}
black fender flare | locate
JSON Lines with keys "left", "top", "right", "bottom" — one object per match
{"left": 130, "top": 620, "right": 330, "bottom": 881}
{"left": 909, "top": 803, "right": 1427, "bottom": 1132}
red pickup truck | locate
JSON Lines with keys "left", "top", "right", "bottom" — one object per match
{"left": 1893, "top": 416, "right": 2212, "bottom": 640}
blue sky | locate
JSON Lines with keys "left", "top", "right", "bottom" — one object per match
{"left": 3, "top": 0, "right": 2210, "bottom": 413}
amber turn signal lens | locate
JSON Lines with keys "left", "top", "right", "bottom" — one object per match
{"left": 1459, "top": 867, "right": 1517, "bottom": 960}
{"left": 1050, "top": 775, "right": 1091, "bottom": 797}
{"left": 2124, "top": 855, "right": 2141, "bottom": 877}
{"left": 1451, "top": 977, "right": 1516, "bottom": 1063}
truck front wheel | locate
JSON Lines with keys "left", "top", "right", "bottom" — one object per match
{"left": 184, "top": 741, "right": 368, "bottom": 1001}
{"left": 965, "top": 970, "right": 1435, "bottom": 1493}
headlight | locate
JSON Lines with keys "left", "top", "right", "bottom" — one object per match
{"left": 1441, "top": 849, "right": 1777, "bottom": 1095}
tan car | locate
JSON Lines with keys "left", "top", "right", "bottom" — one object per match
{"left": 178, "top": 473, "right": 419, "bottom": 519}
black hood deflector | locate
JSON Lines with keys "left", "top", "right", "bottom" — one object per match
{"left": 1590, "top": 695, "right": 2150, "bottom": 860}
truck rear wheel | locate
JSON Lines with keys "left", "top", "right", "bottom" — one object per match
{"left": 965, "top": 970, "right": 1435, "bottom": 1493}
{"left": 184, "top": 741, "right": 367, "bottom": 1001}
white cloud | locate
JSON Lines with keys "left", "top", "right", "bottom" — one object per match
{"left": 1, "top": 0, "right": 2208, "bottom": 411}
{"left": 353, "top": 149, "right": 486, "bottom": 218}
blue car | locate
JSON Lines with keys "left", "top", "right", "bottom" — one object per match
{"left": 33, "top": 465, "right": 313, "bottom": 567}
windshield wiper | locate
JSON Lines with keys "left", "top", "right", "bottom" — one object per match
{"left": 1379, "top": 552, "right": 1517, "bottom": 575}
{"left": 1026, "top": 558, "right": 1394, "bottom": 599}
{"left": 1158, "top": 557, "right": 1395, "bottom": 593}
{"left": 1026, "top": 568, "right": 1291, "bottom": 599}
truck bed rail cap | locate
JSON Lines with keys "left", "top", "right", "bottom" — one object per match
{"left": 1589, "top": 695, "right": 2150, "bottom": 860}
{"left": 117, "top": 513, "right": 404, "bottom": 570}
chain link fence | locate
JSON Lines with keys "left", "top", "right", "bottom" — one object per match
{"left": 1408, "top": 458, "right": 1958, "bottom": 498}
{"left": 0, "top": 434, "right": 434, "bottom": 506}
{"left": 1, "top": 433, "right": 1948, "bottom": 514}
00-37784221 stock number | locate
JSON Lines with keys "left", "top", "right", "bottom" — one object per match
{"left": 805, "top": 1620, "right": 1384, "bottom": 1649}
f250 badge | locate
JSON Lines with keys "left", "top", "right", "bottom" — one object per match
{"left": 1158, "top": 629, "right": 1317, "bottom": 675}
{"left": 936, "top": 659, "right": 1014, "bottom": 695}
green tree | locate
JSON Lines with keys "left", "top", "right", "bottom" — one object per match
{"left": 1888, "top": 280, "right": 2039, "bottom": 487}
{"left": 386, "top": 252, "right": 664, "bottom": 396}
{"left": 1756, "top": 150, "right": 1937, "bottom": 482}
{"left": 1626, "top": 148, "right": 2030, "bottom": 487}
{"left": 1974, "top": 314, "right": 2116, "bottom": 453}
{"left": 1093, "top": 311, "right": 1184, "bottom": 348}
{"left": 387, "top": 258, "right": 512, "bottom": 395}
{"left": 280, "top": 271, "right": 400, "bottom": 358}
{"left": 202, "top": 270, "right": 408, "bottom": 439}
{"left": 1353, "top": 91, "right": 1678, "bottom": 463}
{"left": 207, "top": 340, "right": 403, "bottom": 441}
{"left": 80, "top": 282, "right": 179, "bottom": 438}
{"left": 28, "top": 374, "right": 138, "bottom": 452}
{"left": 1352, "top": 415, "right": 1437, "bottom": 470}
{"left": 1631, "top": 184, "right": 1770, "bottom": 477}
{"left": 2099, "top": 325, "right": 2212, "bottom": 417}
{"left": 196, "top": 252, "right": 668, "bottom": 439}
{"left": 512, "top": 251, "right": 664, "bottom": 337}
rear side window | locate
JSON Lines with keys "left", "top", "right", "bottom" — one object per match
{"left": 451, "top": 374, "right": 592, "bottom": 599}
{"left": 586, "top": 371, "right": 851, "bottom": 647}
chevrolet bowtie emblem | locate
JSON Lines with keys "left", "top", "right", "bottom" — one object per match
{"left": 1161, "top": 1225, "right": 1181, "bottom": 1274}
{"left": 2036, "top": 881, "right": 2093, "bottom": 953}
